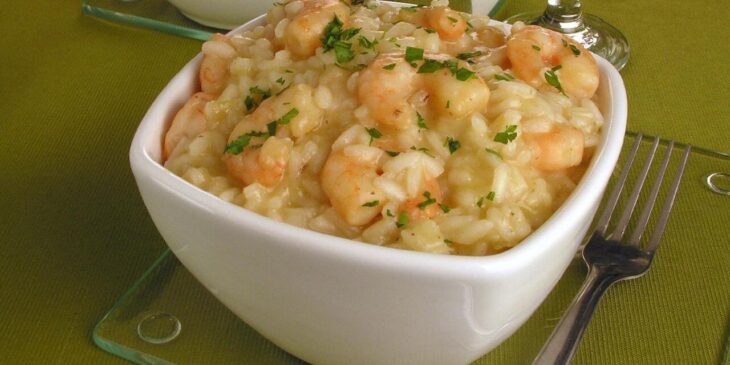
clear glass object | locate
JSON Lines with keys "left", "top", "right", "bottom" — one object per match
{"left": 506, "top": 0, "right": 630, "bottom": 70}
{"left": 81, "top": 0, "right": 221, "bottom": 41}
{"left": 93, "top": 135, "right": 728, "bottom": 364}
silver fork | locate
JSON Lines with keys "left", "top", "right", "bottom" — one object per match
{"left": 532, "top": 134, "right": 691, "bottom": 365}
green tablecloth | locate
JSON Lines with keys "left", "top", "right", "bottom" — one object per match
{"left": 1, "top": 1, "right": 728, "bottom": 364}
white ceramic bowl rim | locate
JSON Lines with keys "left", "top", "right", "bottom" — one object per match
{"left": 130, "top": 12, "right": 627, "bottom": 275}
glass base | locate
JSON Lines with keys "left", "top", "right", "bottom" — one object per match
{"left": 506, "top": 11, "right": 630, "bottom": 71}
{"left": 93, "top": 134, "right": 728, "bottom": 364}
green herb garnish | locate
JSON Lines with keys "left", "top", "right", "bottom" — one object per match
{"left": 544, "top": 69, "right": 565, "bottom": 94}
{"left": 532, "top": 44, "right": 541, "bottom": 51}
{"left": 484, "top": 147, "right": 503, "bottom": 160}
{"left": 486, "top": 191, "right": 496, "bottom": 201}
{"left": 275, "top": 108, "right": 299, "bottom": 125}
{"left": 276, "top": 77, "right": 285, "bottom": 85}
{"left": 362, "top": 200, "right": 380, "bottom": 207}
{"left": 417, "top": 191, "right": 437, "bottom": 209}
{"left": 416, "top": 112, "right": 427, "bottom": 129}
{"left": 494, "top": 125, "right": 518, "bottom": 144}
{"left": 445, "top": 137, "right": 461, "bottom": 154}
{"left": 366, "top": 127, "right": 382, "bottom": 145}
{"left": 455, "top": 67, "right": 476, "bottom": 81}
{"left": 456, "top": 51, "right": 483, "bottom": 61}
{"left": 439, "top": 203, "right": 451, "bottom": 213}
{"left": 266, "top": 121, "right": 277, "bottom": 136}
{"left": 409, "top": 146, "right": 434, "bottom": 157}
{"left": 322, "top": 16, "right": 360, "bottom": 64}
{"left": 386, "top": 150, "right": 400, "bottom": 157}
{"left": 358, "top": 36, "right": 378, "bottom": 49}
{"left": 494, "top": 73, "right": 515, "bottom": 81}
{"left": 569, "top": 44, "right": 581, "bottom": 56}
{"left": 405, "top": 47, "right": 424, "bottom": 63}
{"left": 396, "top": 211, "right": 409, "bottom": 228}
{"left": 417, "top": 59, "right": 443, "bottom": 73}
{"left": 386, "top": 209, "right": 394, "bottom": 217}
{"left": 447, "top": 16, "right": 458, "bottom": 24}
{"left": 383, "top": 63, "right": 396, "bottom": 70}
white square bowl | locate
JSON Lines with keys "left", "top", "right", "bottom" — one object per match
{"left": 130, "top": 14, "right": 627, "bottom": 365}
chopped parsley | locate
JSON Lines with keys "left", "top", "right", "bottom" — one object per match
{"left": 569, "top": 44, "right": 581, "bottom": 56}
{"left": 446, "top": 100, "right": 450, "bottom": 108}
{"left": 477, "top": 191, "right": 495, "bottom": 208}
{"left": 224, "top": 130, "right": 268, "bottom": 155}
{"left": 456, "top": 51, "right": 483, "bottom": 61}
{"left": 476, "top": 192, "right": 495, "bottom": 207}
{"left": 333, "top": 41, "right": 355, "bottom": 64}
{"left": 244, "top": 86, "right": 272, "bottom": 111}
{"left": 351, "top": 0, "right": 364, "bottom": 5}
{"left": 444, "top": 137, "right": 461, "bottom": 154}
{"left": 444, "top": 239, "right": 454, "bottom": 245}
{"left": 416, "top": 58, "right": 476, "bottom": 82}
{"left": 544, "top": 68, "right": 565, "bottom": 95}
{"left": 225, "top": 109, "right": 298, "bottom": 154}
{"left": 494, "top": 73, "right": 515, "bottom": 81}
{"left": 276, "top": 77, "right": 285, "bottom": 85}
{"left": 447, "top": 16, "right": 458, "bottom": 24}
{"left": 275, "top": 108, "right": 299, "bottom": 125}
{"left": 321, "top": 16, "right": 360, "bottom": 64}
{"left": 266, "top": 121, "right": 277, "bottom": 136}
{"left": 423, "top": 28, "right": 436, "bottom": 34}
{"left": 362, "top": 200, "right": 379, "bottom": 207}
{"left": 405, "top": 47, "right": 424, "bottom": 63}
{"left": 366, "top": 127, "right": 382, "bottom": 145}
{"left": 410, "top": 146, "right": 434, "bottom": 157}
{"left": 396, "top": 211, "right": 409, "bottom": 228}
{"left": 417, "top": 59, "right": 444, "bottom": 73}
{"left": 417, "top": 191, "right": 437, "bottom": 209}
{"left": 358, "top": 36, "right": 378, "bottom": 49}
{"left": 383, "top": 63, "right": 396, "bottom": 70}
{"left": 494, "top": 125, "right": 518, "bottom": 144}
{"left": 416, "top": 112, "right": 427, "bottom": 129}
{"left": 484, "top": 147, "right": 503, "bottom": 160}
{"left": 561, "top": 38, "right": 568, "bottom": 47}
{"left": 455, "top": 68, "right": 476, "bottom": 81}
{"left": 386, "top": 209, "right": 394, "bottom": 217}
{"left": 532, "top": 44, "right": 541, "bottom": 51}
{"left": 386, "top": 150, "right": 400, "bottom": 157}
{"left": 439, "top": 203, "right": 451, "bottom": 213}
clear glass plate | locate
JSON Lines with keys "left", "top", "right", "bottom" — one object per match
{"left": 93, "top": 134, "right": 729, "bottom": 365}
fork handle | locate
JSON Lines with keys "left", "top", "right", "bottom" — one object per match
{"left": 532, "top": 268, "right": 618, "bottom": 365}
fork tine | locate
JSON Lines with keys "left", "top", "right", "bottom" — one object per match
{"left": 595, "top": 134, "right": 643, "bottom": 235}
{"left": 609, "top": 137, "right": 661, "bottom": 241}
{"left": 627, "top": 141, "right": 674, "bottom": 245}
{"left": 645, "top": 144, "right": 691, "bottom": 253}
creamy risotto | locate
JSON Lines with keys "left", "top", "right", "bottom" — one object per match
{"left": 163, "top": 0, "right": 604, "bottom": 256}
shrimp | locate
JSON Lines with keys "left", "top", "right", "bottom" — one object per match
{"left": 399, "top": 178, "right": 443, "bottom": 223}
{"left": 164, "top": 92, "right": 214, "bottom": 160}
{"left": 223, "top": 84, "right": 322, "bottom": 187}
{"left": 200, "top": 34, "right": 237, "bottom": 96}
{"left": 523, "top": 125, "right": 585, "bottom": 171}
{"left": 424, "top": 6, "right": 467, "bottom": 41}
{"left": 422, "top": 58, "right": 490, "bottom": 118}
{"left": 230, "top": 83, "right": 323, "bottom": 140}
{"left": 321, "top": 145, "right": 385, "bottom": 226}
{"left": 506, "top": 23, "right": 599, "bottom": 99}
{"left": 283, "top": 0, "right": 351, "bottom": 58}
{"left": 224, "top": 136, "right": 292, "bottom": 187}
{"left": 357, "top": 54, "right": 421, "bottom": 130}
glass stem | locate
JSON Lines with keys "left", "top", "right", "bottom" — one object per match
{"left": 541, "top": 0, "right": 584, "bottom": 31}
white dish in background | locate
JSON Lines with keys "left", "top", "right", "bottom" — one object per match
{"left": 129, "top": 12, "right": 627, "bottom": 365}
{"left": 168, "top": 0, "right": 506, "bottom": 30}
